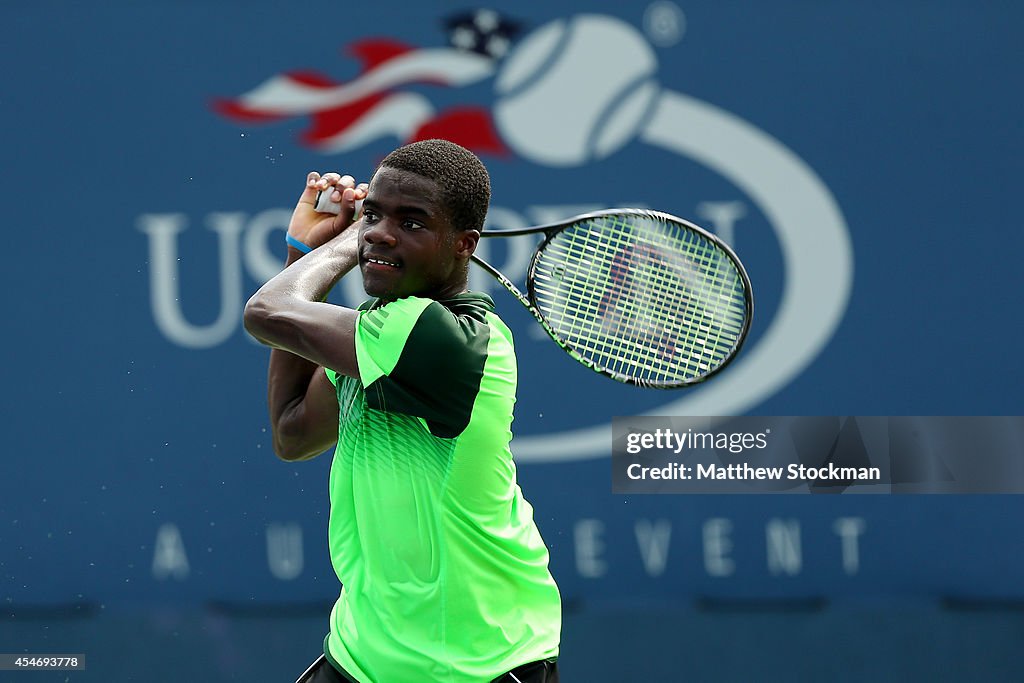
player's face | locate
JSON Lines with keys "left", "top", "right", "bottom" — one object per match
{"left": 358, "top": 167, "right": 470, "bottom": 302}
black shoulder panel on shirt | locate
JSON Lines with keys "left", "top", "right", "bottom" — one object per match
{"left": 363, "top": 298, "right": 492, "bottom": 438}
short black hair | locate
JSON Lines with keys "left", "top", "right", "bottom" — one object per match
{"left": 377, "top": 139, "right": 491, "bottom": 233}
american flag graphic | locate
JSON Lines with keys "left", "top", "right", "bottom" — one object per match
{"left": 212, "top": 10, "right": 522, "bottom": 156}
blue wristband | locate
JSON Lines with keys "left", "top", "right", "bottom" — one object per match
{"left": 285, "top": 234, "right": 313, "bottom": 254}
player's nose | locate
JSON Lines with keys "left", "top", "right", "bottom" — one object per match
{"left": 362, "top": 220, "right": 398, "bottom": 247}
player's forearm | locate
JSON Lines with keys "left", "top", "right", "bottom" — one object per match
{"left": 245, "top": 232, "right": 353, "bottom": 340}
{"left": 265, "top": 349, "right": 320, "bottom": 459}
{"left": 245, "top": 234, "right": 358, "bottom": 320}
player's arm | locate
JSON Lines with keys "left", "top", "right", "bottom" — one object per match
{"left": 244, "top": 173, "right": 366, "bottom": 461}
{"left": 264, "top": 336, "right": 339, "bottom": 462}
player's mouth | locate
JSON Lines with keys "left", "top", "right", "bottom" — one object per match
{"left": 362, "top": 254, "right": 402, "bottom": 270}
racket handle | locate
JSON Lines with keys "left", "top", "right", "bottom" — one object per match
{"left": 314, "top": 189, "right": 363, "bottom": 217}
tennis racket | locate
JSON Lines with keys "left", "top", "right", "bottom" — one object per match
{"left": 315, "top": 192, "right": 752, "bottom": 389}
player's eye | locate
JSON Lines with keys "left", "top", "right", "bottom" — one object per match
{"left": 362, "top": 210, "right": 380, "bottom": 224}
{"left": 403, "top": 220, "right": 426, "bottom": 231}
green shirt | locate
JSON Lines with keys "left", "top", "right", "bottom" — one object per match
{"left": 323, "top": 293, "right": 561, "bottom": 683}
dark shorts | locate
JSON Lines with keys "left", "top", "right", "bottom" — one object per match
{"left": 491, "top": 657, "right": 559, "bottom": 683}
{"left": 295, "top": 654, "right": 559, "bottom": 683}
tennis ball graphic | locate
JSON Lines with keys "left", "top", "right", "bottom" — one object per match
{"left": 494, "top": 15, "right": 660, "bottom": 167}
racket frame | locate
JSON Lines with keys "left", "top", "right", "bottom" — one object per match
{"left": 473, "top": 208, "right": 753, "bottom": 389}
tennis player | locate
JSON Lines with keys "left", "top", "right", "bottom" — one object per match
{"left": 244, "top": 140, "right": 562, "bottom": 683}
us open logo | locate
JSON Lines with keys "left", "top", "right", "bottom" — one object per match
{"left": 139, "top": 9, "right": 851, "bottom": 462}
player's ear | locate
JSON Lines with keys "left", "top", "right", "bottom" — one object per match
{"left": 453, "top": 229, "right": 480, "bottom": 259}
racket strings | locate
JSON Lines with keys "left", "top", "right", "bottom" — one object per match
{"left": 531, "top": 213, "right": 748, "bottom": 384}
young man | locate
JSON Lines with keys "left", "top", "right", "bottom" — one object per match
{"left": 244, "top": 140, "right": 561, "bottom": 683}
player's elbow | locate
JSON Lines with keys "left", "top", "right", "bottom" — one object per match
{"left": 243, "top": 292, "right": 274, "bottom": 342}
{"left": 244, "top": 291, "right": 297, "bottom": 346}
{"left": 270, "top": 420, "right": 325, "bottom": 462}
{"left": 272, "top": 439, "right": 328, "bottom": 463}
{"left": 271, "top": 431, "right": 308, "bottom": 462}
{"left": 273, "top": 440, "right": 308, "bottom": 462}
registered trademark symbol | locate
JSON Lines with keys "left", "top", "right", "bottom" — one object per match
{"left": 643, "top": 1, "right": 686, "bottom": 47}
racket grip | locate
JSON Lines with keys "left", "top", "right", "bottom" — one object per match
{"left": 314, "top": 190, "right": 363, "bottom": 217}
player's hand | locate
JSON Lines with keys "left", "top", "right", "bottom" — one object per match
{"left": 287, "top": 172, "right": 368, "bottom": 251}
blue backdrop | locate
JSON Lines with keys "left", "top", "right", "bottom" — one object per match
{"left": 3, "top": 1, "right": 1022, "bottom": 621}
